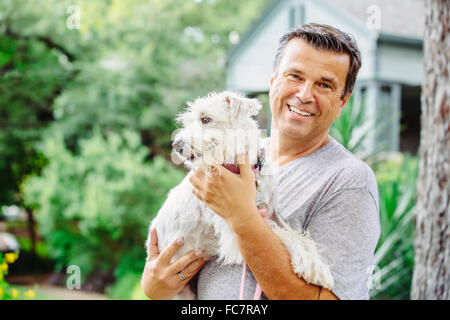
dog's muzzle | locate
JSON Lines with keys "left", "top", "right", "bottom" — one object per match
{"left": 172, "top": 139, "right": 196, "bottom": 160}
{"left": 173, "top": 139, "right": 184, "bottom": 154}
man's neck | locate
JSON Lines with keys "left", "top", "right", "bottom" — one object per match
{"left": 268, "top": 131, "right": 330, "bottom": 167}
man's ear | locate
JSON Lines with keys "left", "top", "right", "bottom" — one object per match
{"left": 270, "top": 69, "right": 279, "bottom": 88}
{"left": 269, "top": 68, "right": 280, "bottom": 95}
{"left": 336, "top": 93, "right": 351, "bottom": 118}
{"left": 224, "top": 91, "right": 262, "bottom": 121}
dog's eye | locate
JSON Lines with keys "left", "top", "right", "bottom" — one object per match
{"left": 201, "top": 117, "right": 212, "bottom": 124}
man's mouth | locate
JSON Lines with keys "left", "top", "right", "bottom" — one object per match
{"left": 287, "top": 104, "right": 315, "bottom": 117}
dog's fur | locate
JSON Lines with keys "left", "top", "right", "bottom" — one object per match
{"left": 146, "top": 91, "right": 334, "bottom": 294}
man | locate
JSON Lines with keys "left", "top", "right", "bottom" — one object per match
{"left": 141, "top": 23, "right": 380, "bottom": 300}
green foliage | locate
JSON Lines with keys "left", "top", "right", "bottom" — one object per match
{"left": 370, "top": 154, "right": 418, "bottom": 300}
{"left": 22, "top": 130, "right": 185, "bottom": 280}
{"left": 330, "top": 96, "right": 365, "bottom": 153}
{"left": 330, "top": 95, "right": 397, "bottom": 167}
{"left": 0, "top": 2, "right": 70, "bottom": 205}
{"left": 0, "top": 0, "right": 271, "bottom": 207}
{"left": 0, "top": 252, "right": 36, "bottom": 299}
{"left": 106, "top": 272, "right": 148, "bottom": 300}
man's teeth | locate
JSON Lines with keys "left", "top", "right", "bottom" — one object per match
{"left": 288, "top": 105, "right": 314, "bottom": 116}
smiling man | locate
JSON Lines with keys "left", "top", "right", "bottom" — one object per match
{"left": 142, "top": 23, "right": 380, "bottom": 300}
{"left": 191, "top": 23, "right": 380, "bottom": 300}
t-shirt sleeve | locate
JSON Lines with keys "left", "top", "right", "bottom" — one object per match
{"left": 305, "top": 188, "right": 380, "bottom": 300}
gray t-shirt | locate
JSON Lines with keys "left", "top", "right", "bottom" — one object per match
{"left": 195, "top": 136, "right": 380, "bottom": 300}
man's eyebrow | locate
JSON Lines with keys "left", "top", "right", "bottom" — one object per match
{"left": 285, "top": 68, "right": 339, "bottom": 87}
{"left": 320, "top": 76, "right": 338, "bottom": 87}
{"left": 285, "top": 68, "right": 305, "bottom": 75}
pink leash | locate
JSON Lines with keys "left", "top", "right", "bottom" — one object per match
{"left": 239, "top": 207, "right": 268, "bottom": 300}
{"left": 228, "top": 164, "right": 266, "bottom": 300}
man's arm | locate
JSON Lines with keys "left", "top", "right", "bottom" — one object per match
{"left": 189, "top": 160, "right": 339, "bottom": 300}
{"left": 229, "top": 207, "right": 338, "bottom": 300}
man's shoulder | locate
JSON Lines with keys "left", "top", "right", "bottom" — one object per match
{"left": 269, "top": 136, "right": 377, "bottom": 192}
{"left": 321, "top": 138, "right": 377, "bottom": 192}
{"left": 331, "top": 139, "right": 371, "bottom": 172}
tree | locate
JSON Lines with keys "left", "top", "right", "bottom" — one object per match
{"left": 411, "top": 0, "right": 449, "bottom": 300}
{"left": 0, "top": 0, "right": 272, "bottom": 194}
{"left": 0, "top": 0, "right": 271, "bottom": 211}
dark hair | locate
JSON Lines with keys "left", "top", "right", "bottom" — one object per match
{"left": 273, "top": 23, "right": 362, "bottom": 100}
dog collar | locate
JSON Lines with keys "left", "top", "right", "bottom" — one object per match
{"left": 221, "top": 147, "right": 265, "bottom": 175}
{"left": 221, "top": 164, "right": 259, "bottom": 174}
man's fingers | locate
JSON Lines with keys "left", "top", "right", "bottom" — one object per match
{"left": 189, "top": 170, "right": 202, "bottom": 190}
{"left": 237, "top": 153, "right": 253, "bottom": 180}
{"left": 159, "top": 237, "right": 185, "bottom": 264}
{"left": 168, "top": 249, "right": 206, "bottom": 275}
{"left": 209, "top": 165, "right": 220, "bottom": 177}
{"left": 179, "top": 256, "right": 210, "bottom": 281}
{"left": 191, "top": 187, "right": 204, "bottom": 201}
{"left": 148, "top": 228, "right": 160, "bottom": 259}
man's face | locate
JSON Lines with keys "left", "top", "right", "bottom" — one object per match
{"left": 269, "top": 38, "right": 351, "bottom": 142}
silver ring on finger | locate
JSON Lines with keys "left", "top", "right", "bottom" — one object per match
{"left": 178, "top": 271, "right": 187, "bottom": 281}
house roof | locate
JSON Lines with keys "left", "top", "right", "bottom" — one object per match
{"left": 226, "top": 0, "right": 283, "bottom": 66}
{"left": 227, "top": 0, "right": 424, "bottom": 64}
{"left": 324, "top": 0, "right": 424, "bottom": 39}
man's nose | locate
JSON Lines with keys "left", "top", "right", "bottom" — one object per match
{"left": 172, "top": 139, "right": 184, "bottom": 154}
{"left": 296, "top": 82, "right": 314, "bottom": 104}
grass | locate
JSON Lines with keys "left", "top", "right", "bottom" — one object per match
{"left": 8, "top": 284, "right": 59, "bottom": 300}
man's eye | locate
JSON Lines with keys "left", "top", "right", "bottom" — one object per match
{"left": 320, "top": 83, "right": 332, "bottom": 90}
{"left": 288, "top": 74, "right": 301, "bottom": 80}
{"left": 201, "top": 117, "right": 212, "bottom": 124}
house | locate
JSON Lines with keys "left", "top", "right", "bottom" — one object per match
{"left": 226, "top": 0, "right": 424, "bottom": 154}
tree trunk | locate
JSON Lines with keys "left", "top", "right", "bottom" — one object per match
{"left": 25, "top": 207, "right": 37, "bottom": 257}
{"left": 411, "top": 0, "right": 450, "bottom": 300}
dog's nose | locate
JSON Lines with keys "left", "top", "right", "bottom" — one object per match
{"left": 172, "top": 139, "right": 184, "bottom": 154}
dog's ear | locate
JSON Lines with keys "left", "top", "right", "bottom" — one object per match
{"left": 224, "top": 91, "right": 262, "bottom": 121}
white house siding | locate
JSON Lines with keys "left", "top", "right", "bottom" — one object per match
{"left": 226, "top": 1, "right": 289, "bottom": 93}
{"left": 377, "top": 43, "right": 423, "bottom": 85}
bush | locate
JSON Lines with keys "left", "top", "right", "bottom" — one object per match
{"left": 371, "top": 154, "right": 418, "bottom": 299}
{"left": 22, "top": 130, "right": 185, "bottom": 289}
{"left": 106, "top": 272, "right": 148, "bottom": 300}
{"left": 1, "top": 252, "right": 35, "bottom": 300}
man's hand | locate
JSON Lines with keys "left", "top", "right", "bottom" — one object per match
{"left": 141, "top": 228, "right": 209, "bottom": 300}
{"left": 189, "top": 154, "right": 259, "bottom": 228}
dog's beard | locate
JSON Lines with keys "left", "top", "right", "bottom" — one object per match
{"left": 173, "top": 139, "right": 258, "bottom": 172}
{"left": 174, "top": 139, "right": 224, "bottom": 168}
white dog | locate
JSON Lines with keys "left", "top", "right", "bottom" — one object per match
{"left": 146, "top": 91, "right": 334, "bottom": 297}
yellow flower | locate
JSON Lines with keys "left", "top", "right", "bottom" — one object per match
{"left": 4, "top": 252, "right": 19, "bottom": 264}
{"left": 0, "top": 262, "right": 8, "bottom": 273}
{"left": 24, "top": 290, "right": 35, "bottom": 299}
{"left": 11, "top": 288, "right": 19, "bottom": 299}
{"left": 0, "top": 287, "right": 3, "bottom": 297}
